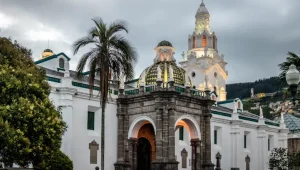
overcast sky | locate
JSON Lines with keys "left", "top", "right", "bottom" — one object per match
{"left": 1, "top": 0, "right": 300, "bottom": 83}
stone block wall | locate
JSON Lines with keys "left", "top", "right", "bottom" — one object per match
{"left": 288, "top": 138, "right": 300, "bottom": 153}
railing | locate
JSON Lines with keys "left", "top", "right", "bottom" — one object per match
{"left": 174, "top": 84, "right": 185, "bottom": 93}
{"left": 124, "top": 88, "right": 139, "bottom": 95}
{"left": 191, "top": 89, "right": 206, "bottom": 97}
{"left": 145, "top": 85, "right": 156, "bottom": 92}
{"left": 123, "top": 84, "right": 207, "bottom": 98}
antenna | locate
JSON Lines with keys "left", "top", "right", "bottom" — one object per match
{"left": 47, "top": 39, "right": 49, "bottom": 49}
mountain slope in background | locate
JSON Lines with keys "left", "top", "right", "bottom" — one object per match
{"left": 226, "top": 77, "right": 281, "bottom": 100}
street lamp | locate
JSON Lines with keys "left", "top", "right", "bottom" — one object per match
{"left": 286, "top": 64, "right": 300, "bottom": 104}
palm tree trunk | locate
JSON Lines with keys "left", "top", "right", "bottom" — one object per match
{"left": 101, "top": 104, "right": 105, "bottom": 170}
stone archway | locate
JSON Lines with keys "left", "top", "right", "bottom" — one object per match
{"left": 175, "top": 115, "right": 201, "bottom": 170}
{"left": 127, "top": 116, "right": 156, "bottom": 170}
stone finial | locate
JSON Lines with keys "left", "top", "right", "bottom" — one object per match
{"left": 185, "top": 73, "right": 190, "bottom": 87}
{"left": 119, "top": 72, "right": 125, "bottom": 90}
{"left": 280, "top": 112, "right": 286, "bottom": 128}
{"left": 259, "top": 106, "right": 265, "bottom": 124}
{"left": 169, "top": 65, "right": 174, "bottom": 82}
{"left": 181, "top": 51, "right": 186, "bottom": 61}
{"left": 204, "top": 46, "right": 208, "bottom": 57}
{"left": 157, "top": 65, "right": 162, "bottom": 81}
{"left": 259, "top": 106, "right": 264, "bottom": 119}
{"left": 140, "top": 71, "right": 145, "bottom": 87}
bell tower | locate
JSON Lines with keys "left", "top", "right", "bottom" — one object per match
{"left": 179, "top": 1, "right": 228, "bottom": 101}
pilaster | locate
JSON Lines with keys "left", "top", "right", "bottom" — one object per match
{"left": 257, "top": 125, "right": 267, "bottom": 170}
{"left": 230, "top": 120, "right": 241, "bottom": 170}
{"left": 58, "top": 87, "right": 76, "bottom": 160}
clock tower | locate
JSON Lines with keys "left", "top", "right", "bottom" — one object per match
{"left": 179, "top": 1, "right": 228, "bottom": 101}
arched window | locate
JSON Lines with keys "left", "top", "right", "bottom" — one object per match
{"left": 59, "top": 58, "right": 65, "bottom": 68}
{"left": 193, "top": 36, "right": 196, "bottom": 48}
{"left": 202, "top": 35, "right": 207, "bottom": 47}
{"left": 213, "top": 36, "right": 216, "bottom": 49}
{"left": 238, "top": 101, "right": 241, "bottom": 109}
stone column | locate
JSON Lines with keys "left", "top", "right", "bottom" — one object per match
{"left": 128, "top": 138, "right": 138, "bottom": 170}
{"left": 202, "top": 109, "right": 215, "bottom": 170}
{"left": 190, "top": 139, "right": 197, "bottom": 170}
{"left": 168, "top": 107, "right": 176, "bottom": 160}
{"left": 162, "top": 107, "right": 169, "bottom": 160}
{"left": 155, "top": 108, "right": 163, "bottom": 160}
{"left": 117, "top": 113, "right": 125, "bottom": 162}
{"left": 245, "top": 155, "right": 250, "bottom": 170}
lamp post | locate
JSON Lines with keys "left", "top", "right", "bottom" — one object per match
{"left": 285, "top": 64, "right": 300, "bottom": 104}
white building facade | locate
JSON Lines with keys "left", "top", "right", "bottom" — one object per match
{"left": 33, "top": 2, "right": 289, "bottom": 170}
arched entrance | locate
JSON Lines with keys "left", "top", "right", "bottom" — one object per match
{"left": 137, "top": 138, "right": 151, "bottom": 170}
{"left": 127, "top": 116, "right": 156, "bottom": 170}
{"left": 137, "top": 123, "right": 156, "bottom": 170}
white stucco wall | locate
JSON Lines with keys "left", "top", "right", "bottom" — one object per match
{"left": 211, "top": 115, "right": 285, "bottom": 170}
{"left": 175, "top": 127, "right": 192, "bottom": 170}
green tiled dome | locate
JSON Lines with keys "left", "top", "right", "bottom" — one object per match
{"left": 138, "top": 61, "right": 191, "bottom": 87}
{"left": 157, "top": 40, "right": 173, "bottom": 47}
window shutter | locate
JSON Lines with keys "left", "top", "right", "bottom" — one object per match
{"left": 88, "top": 112, "right": 95, "bottom": 130}
{"left": 244, "top": 135, "right": 247, "bottom": 148}
{"left": 214, "top": 130, "right": 217, "bottom": 144}
{"left": 179, "top": 126, "right": 184, "bottom": 141}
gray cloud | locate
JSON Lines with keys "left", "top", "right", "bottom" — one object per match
{"left": 1, "top": 0, "right": 300, "bottom": 83}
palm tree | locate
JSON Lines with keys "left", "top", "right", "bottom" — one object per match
{"left": 73, "top": 18, "right": 138, "bottom": 170}
{"left": 278, "top": 52, "right": 300, "bottom": 86}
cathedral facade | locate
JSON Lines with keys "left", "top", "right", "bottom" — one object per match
{"left": 34, "top": 2, "right": 289, "bottom": 170}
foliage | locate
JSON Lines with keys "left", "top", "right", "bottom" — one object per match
{"left": 269, "top": 148, "right": 300, "bottom": 170}
{"left": 226, "top": 77, "right": 281, "bottom": 100}
{"left": 73, "top": 18, "right": 138, "bottom": 170}
{"left": 0, "top": 37, "right": 67, "bottom": 169}
{"left": 47, "top": 150, "right": 73, "bottom": 170}
{"left": 278, "top": 52, "right": 300, "bottom": 87}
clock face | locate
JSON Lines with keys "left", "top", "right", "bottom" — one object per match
{"left": 214, "top": 72, "right": 217, "bottom": 78}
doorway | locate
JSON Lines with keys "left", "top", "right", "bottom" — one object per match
{"left": 137, "top": 137, "right": 151, "bottom": 170}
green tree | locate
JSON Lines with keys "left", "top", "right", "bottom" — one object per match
{"left": 269, "top": 148, "right": 289, "bottom": 170}
{"left": 278, "top": 52, "right": 300, "bottom": 86}
{"left": 73, "top": 18, "right": 138, "bottom": 170}
{"left": 47, "top": 150, "right": 73, "bottom": 170}
{"left": 0, "top": 37, "right": 67, "bottom": 169}
{"left": 269, "top": 148, "right": 300, "bottom": 170}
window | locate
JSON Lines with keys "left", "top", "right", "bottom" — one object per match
{"left": 244, "top": 135, "right": 247, "bottom": 148}
{"left": 59, "top": 58, "right": 64, "bottom": 68}
{"left": 238, "top": 102, "right": 241, "bottom": 109}
{"left": 202, "top": 35, "right": 207, "bottom": 47}
{"left": 268, "top": 138, "right": 270, "bottom": 151}
{"left": 214, "top": 130, "right": 217, "bottom": 144}
{"left": 89, "top": 140, "right": 99, "bottom": 164}
{"left": 244, "top": 131, "right": 250, "bottom": 149}
{"left": 268, "top": 135, "right": 274, "bottom": 151}
{"left": 87, "top": 112, "right": 95, "bottom": 130}
{"left": 179, "top": 126, "right": 184, "bottom": 141}
{"left": 193, "top": 36, "right": 196, "bottom": 48}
